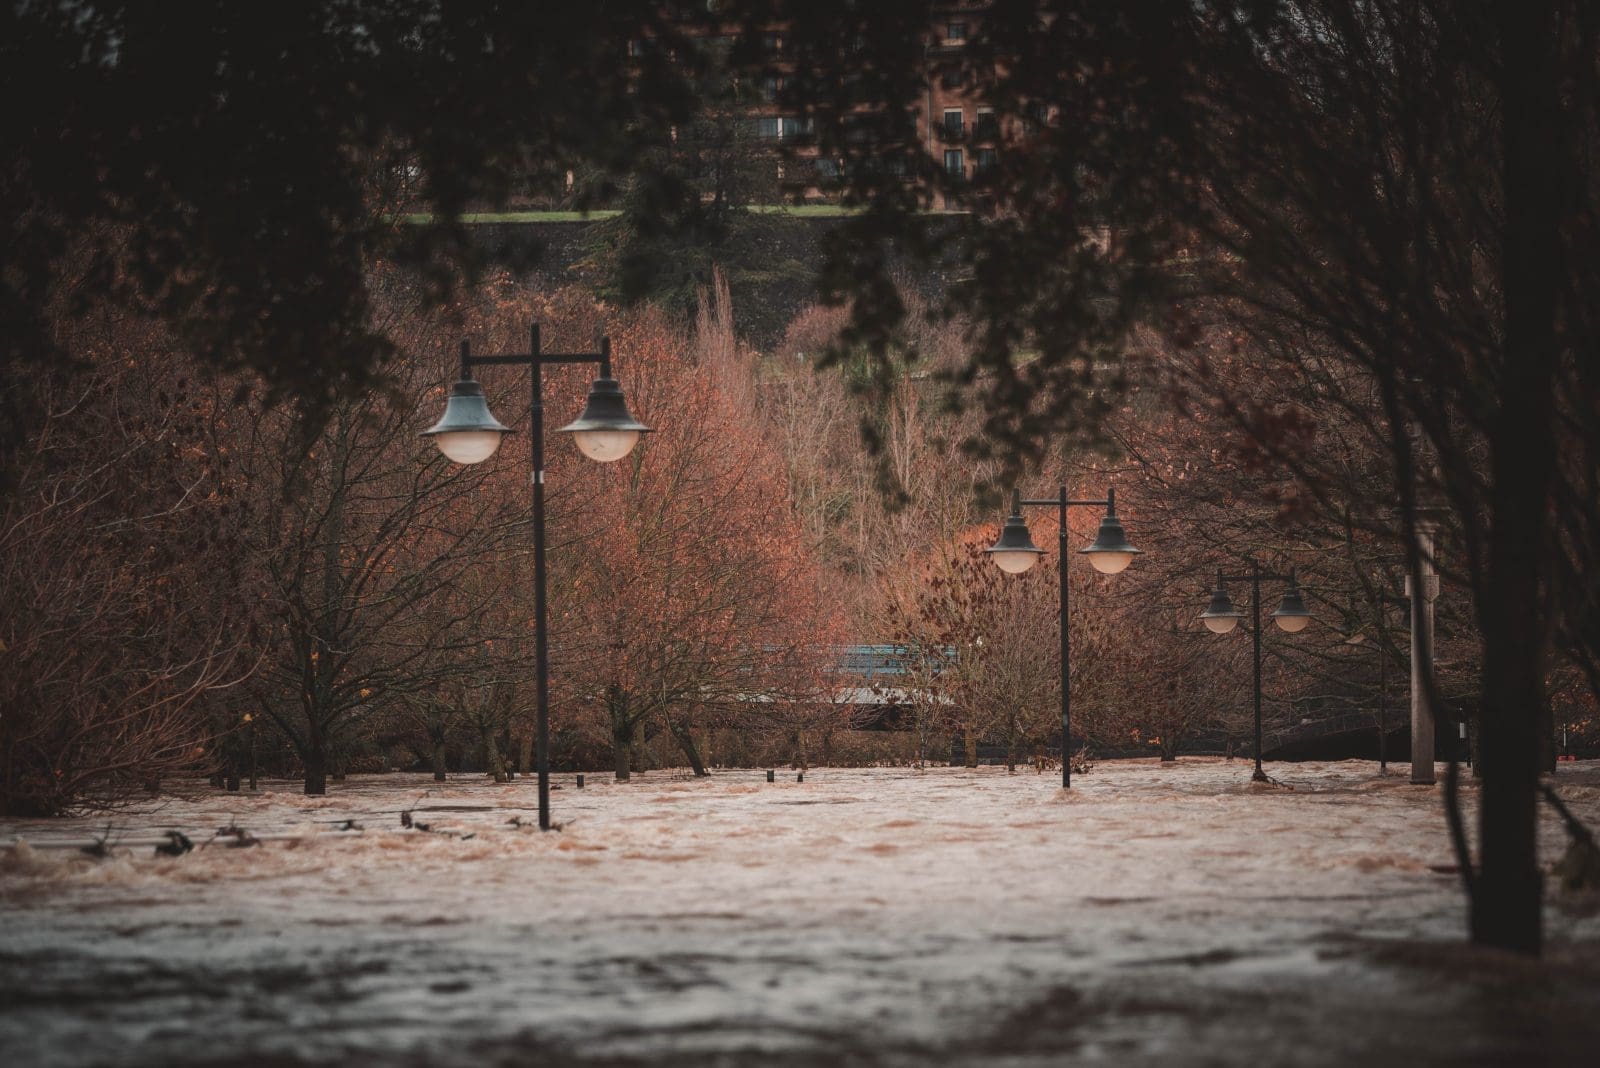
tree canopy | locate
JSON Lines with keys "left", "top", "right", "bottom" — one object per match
{"left": 0, "top": 0, "right": 699, "bottom": 449}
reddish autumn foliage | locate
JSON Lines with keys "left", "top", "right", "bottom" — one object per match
{"left": 544, "top": 303, "right": 844, "bottom": 778}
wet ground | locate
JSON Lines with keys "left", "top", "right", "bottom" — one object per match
{"left": 3, "top": 759, "right": 1599, "bottom": 1066}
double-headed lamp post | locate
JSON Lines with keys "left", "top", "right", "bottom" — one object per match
{"left": 986, "top": 486, "right": 1141, "bottom": 788}
{"left": 423, "top": 323, "right": 650, "bottom": 830}
{"left": 1199, "top": 562, "right": 1312, "bottom": 782}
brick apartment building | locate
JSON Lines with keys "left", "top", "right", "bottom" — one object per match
{"left": 730, "top": 2, "right": 1003, "bottom": 207}
{"left": 506, "top": 2, "right": 1010, "bottom": 212}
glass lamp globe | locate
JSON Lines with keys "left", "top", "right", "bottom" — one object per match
{"left": 422, "top": 379, "right": 513, "bottom": 465}
{"left": 987, "top": 511, "right": 1043, "bottom": 574}
{"left": 559, "top": 377, "right": 650, "bottom": 463}
{"left": 1080, "top": 510, "right": 1141, "bottom": 574}
{"left": 436, "top": 430, "right": 507, "bottom": 465}
{"left": 1273, "top": 583, "right": 1312, "bottom": 633}
{"left": 1201, "top": 585, "right": 1242, "bottom": 634}
{"left": 992, "top": 549, "right": 1042, "bottom": 574}
{"left": 572, "top": 428, "right": 643, "bottom": 463}
{"left": 1086, "top": 549, "right": 1136, "bottom": 575}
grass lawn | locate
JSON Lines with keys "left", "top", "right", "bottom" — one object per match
{"left": 399, "top": 204, "right": 896, "bottom": 225}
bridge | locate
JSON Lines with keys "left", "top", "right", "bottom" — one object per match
{"left": 825, "top": 647, "right": 1446, "bottom": 761}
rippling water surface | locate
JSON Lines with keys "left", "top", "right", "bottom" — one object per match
{"left": 4, "top": 760, "right": 1599, "bottom": 1066}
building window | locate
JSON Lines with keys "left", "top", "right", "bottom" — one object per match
{"left": 1023, "top": 100, "right": 1051, "bottom": 134}
{"left": 947, "top": 21, "right": 967, "bottom": 44}
{"left": 815, "top": 158, "right": 841, "bottom": 180}
{"left": 940, "top": 66, "right": 962, "bottom": 90}
{"left": 943, "top": 108, "right": 964, "bottom": 139}
{"left": 975, "top": 109, "right": 998, "bottom": 141}
{"left": 761, "top": 75, "right": 783, "bottom": 103}
{"left": 762, "top": 32, "right": 782, "bottom": 55}
{"left": 756, "top": 116, "right": 782, "bottom": 140}
{"left": 781, "top": 116, "right": 813, "bottom": 140}
{"left": 944, "top": 149, "right": 965, "bottom": 176}
{"left": 975, "top": 147, "right": 998, "bottom": 173}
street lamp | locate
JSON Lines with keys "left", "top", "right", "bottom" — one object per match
{"left": 423, "top": 324, "right": 650, "bottom": 830}
{"left": 1199, "top": 562, "right": 1311, "bottom": 781}
{"left": 986, "top": 486, "right": 1140, "bottom": 787}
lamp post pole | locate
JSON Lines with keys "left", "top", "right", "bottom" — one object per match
{"left": 1201, "top": 561, "right": 1310, "bottom": 782}
{"left": 1250, "top": 564, "right": 1264, "bottom": 777}
{"left": 988, "top": 486, "right": 1140, "bottom": 789}
{"left": 425, "top": 323, "right": 649, "bottom": 831}
{"left": 1407, "top": 516, "right": 1442, "bottom": 785}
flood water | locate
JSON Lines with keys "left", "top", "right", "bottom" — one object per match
{"left": 4, "top": 759, "right": 1599, "bottom": 1066}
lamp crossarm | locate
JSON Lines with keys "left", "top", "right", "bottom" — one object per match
{"left": 459, "top": 334, "right": 613, "bottom": 378}
{"left": 1219, "top": 571, "right": 1293, "bottom": 585}
{"left": 466, "top": 353, "right": 609, "bottom": 367}
{"left": 1021, "top": 497, "right": 1109, "bottom": 509}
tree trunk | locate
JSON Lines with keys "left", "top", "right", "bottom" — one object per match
{"left": 482, "top": 725, "right": 507, "bottom": 783}
{"left": 963, "top": 724, "right": 978, "bottom": 768}
{"left": 498, "top": 728, "right": 516, "bottom": 779}
{"left": 1470, "top": 0, "right": 1560, "bottom": 957}
{"left": 1475, "top": 528, "right": 1546, "bottom": 955}
{"left": 1538, "top": 694, "right": 1556, "bottom": 774}
{"left": 519, "top": 731, "right": 534, "bottom": 778}
{"left": 612, "top": 711, "right": 631, "bottom": 782}
{"left": 604, "top": 683, "right": 633, "bottom": 781}
{"left": 630, "top": 719, "right": 648, "bottom": 775}
{"left": 304, "top": 723, "right": 328, "bottom": 796}
{"left": 671, "top": 721, "right": 709, "bottom": 777}
{"left": 431, "top": 735, "right": 447, "bottom": 783}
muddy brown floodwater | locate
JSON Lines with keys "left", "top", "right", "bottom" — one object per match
{"left": 3, "top": 759, "right": 1599, "bottom": 1066}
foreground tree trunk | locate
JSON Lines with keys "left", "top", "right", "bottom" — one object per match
{"left": 1471, "top": 0, "right": 1561, "bottom": 956}
{"left": 1476, "top": 513, "right": 1547, "bottom": 955}
{"left": 1538, "top": 697, "right": 1556, "bottom": 775}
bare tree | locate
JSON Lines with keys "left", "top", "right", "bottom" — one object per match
{"left": 0, "top": 311, "right": 250, "bottom": 814}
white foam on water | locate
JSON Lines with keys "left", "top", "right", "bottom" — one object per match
{"left": 2, "top": 759, "right": 1598, "bottom": 1066}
